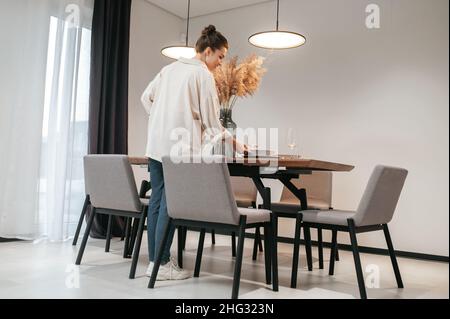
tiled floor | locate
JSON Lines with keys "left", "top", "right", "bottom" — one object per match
{"left": 0, "top": 232, "right": 448, "bottom": 299}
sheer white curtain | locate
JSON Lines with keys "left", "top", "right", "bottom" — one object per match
{"left": 0, "top": 0, "right": 94, "bottom": 241}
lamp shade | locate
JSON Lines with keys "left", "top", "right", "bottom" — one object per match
{"left": 161, "top": 46, "right": 196, "bottom": 60}
{"left": 248, "top": 0, "right": 306, "bottom": 50}
{"left": 248, "top": 30, "right": 306, "bottom": 49}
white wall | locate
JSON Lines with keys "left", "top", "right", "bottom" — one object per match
{"left": 128, "top": 0, "right": 183, "bottom": 183}
{"left": 129, "top": 0, "right": 449, "bottom": 256}
{"left": 189, "top": 0, "right": 449, "bottom": 256}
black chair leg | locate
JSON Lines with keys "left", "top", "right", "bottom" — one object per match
{"left": 330, "top": 208, "right": 340, "bottom": 261}
{"left": 120, "top": 217, "right": 127, "bottom": 241}
{"left": 329, "top": 229, "right": 338, "bottom": 275}
{"left": 252, "top": 227, "right": 261, "bottom": 261}
{"left": 105, "top": 215, "right": 112, "bottom": 252}
{"left": 211, "top": 229, "right": 216, "bottom": 245}
{"left": 271, "top": 213, "right": 279, "bottom": 292}
{"left": 73, "top": 195, "right": 89, "bottom": 245}
{"left": 123, "top": 217, "right": 132, "bottom": 258}
{"left": 334, "top": 233, "right": 340, "bottom": 261}
{"left": 231, "top": 232, "right": 237, "bottom": 257}
{"left": 263, "top": 224, "right": 272, "bottom": 285}
{"left": 184, "top": 227, "right": 188, "bottom": 249}
{"left": 383, "top": 224, "right": 404, "bottom": 288}
{"left": 252, "top": 201, "right": 263, "bottom": 253}
{"left": 129, "top": 213, "right": 146, "bottom": 279}
{"left": 318, "top": 227, "right": 324, "bottom": 269}
{"left": 128, "top": 218, "right": 139, "bottom": 256}
{"left": 304, "top": 226, "right": 313, "bottom": 271}
{"left": 232, "top": 217, "right": 246, "bottom": 299}
{"left": 258, "top": 232, "right": 263, "bottom": 252}
{"left": 177, "top": 226, "right": 184, "bottom": 269}
{"left": 347, "top": 219, "right": 367, "bottom": 299}
{"left": 148, "top": 218, "right": 173, "bottom": 288}
{"left": 291, "top": 213, "right": 302, "bottom": 288}
{"left": 194, "top": 229, "right": 206, "bottom": 277}
{"left": 182, "top": 227, "right": 188, "bottom": 250}
{"left": 75, "top": 207, "right": 96, "bottom": 265}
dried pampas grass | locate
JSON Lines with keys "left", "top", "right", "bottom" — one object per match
{"left": 213, "top": 54, "right": 266, "bottom": 109}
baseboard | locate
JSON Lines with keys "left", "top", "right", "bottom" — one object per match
{"left": 274, "top": 235, "right": 450, "bottom": 263}
{"left": 0, "top": 237, "right": 22, "bottom": 243}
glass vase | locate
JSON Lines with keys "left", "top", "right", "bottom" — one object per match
{"left": 218, "top": 108, "right": 237, "bottom": 158}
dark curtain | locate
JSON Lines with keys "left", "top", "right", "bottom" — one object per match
{"left": 87, "top": 0, "right": 132, "bottom": 238}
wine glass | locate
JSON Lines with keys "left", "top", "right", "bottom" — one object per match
{"left": 287, "top": 128, "right": 298, "bottom": 158}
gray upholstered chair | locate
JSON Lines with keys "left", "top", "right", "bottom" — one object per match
{"left": 270, "top": 171, "right": 338, "bottom": 287}
{"left": 148, "top": 156, "right": 278, "bottom": 299}
{"left": 231, "top": 176, "right": 258, "bottom": 208}
{"left": 75, "top": 155, "right": 148, "bottom": 279}
{"left": 274, "top": 171, "right": 333, "bottom": 211}
{"left": 297, "top": 165, "right": 408, "bottom": 299}
{"left": 73, "top": 175, "right": 151, "bottom": 259}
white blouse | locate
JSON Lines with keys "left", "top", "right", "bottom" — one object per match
{"left": 141, "top": 57, "right": 230, "bottom": 162}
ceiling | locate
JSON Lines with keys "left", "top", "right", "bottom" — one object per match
{"left": 145, "top": 0, "right": 273, "bottom": 19}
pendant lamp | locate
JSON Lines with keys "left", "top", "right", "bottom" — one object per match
{"left": 161, "top": 0, "right": 196, "bottom": 59}
{"left": 249, "top": 0, "right": 306, "bottom": 49}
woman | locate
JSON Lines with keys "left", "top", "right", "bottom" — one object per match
{"left": 141, "top": 25, "right": 247, "bottom": 280}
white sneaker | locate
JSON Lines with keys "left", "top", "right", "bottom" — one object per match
{"left": 151, "top": 257, "right": 191, "bottom": 281}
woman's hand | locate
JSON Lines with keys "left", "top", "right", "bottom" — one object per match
{"left": 234, "top": 140, "right": 250, "bottom": 156}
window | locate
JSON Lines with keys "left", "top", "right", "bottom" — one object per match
{"left": 38, "top": 16, "right": 91, "bottom": 240}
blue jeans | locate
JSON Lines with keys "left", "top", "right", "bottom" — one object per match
{"left": 147, "top": 158, "right": 175, "bottom": 264}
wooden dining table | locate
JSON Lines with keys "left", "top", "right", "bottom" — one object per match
{"left": 129, "top": 155, "right": 354, "bottom": 211}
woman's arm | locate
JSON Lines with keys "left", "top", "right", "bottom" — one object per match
{"left": 232, "top": 137, "right": 248, "bottom": 155}
{"left": 141, "top": 72, "right": 162, "bottom": 115}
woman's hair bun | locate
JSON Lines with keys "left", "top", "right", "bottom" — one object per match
{"left": 202, "top": 25, "right": 216, "bottom": 36}
{"left": 196, "top": 25, "right": 228, "bottom": 52}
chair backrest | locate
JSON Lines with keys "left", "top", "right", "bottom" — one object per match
{"left": 353, "top": 165, "right": 408, "bottom": 226}
{"left": 230, "top": 176, "right": 257, "bottom": 201}
{"left": 280, "top": 171, "right": 332, "bottom": 206}
{"left": 162, "top": 156, "right": 241, "bottom": 225}
{"left": 83, "top": 155, "right": 142, "bottom": 212}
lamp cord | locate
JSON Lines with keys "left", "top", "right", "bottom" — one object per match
{"left": 186, "top": 0, "right": 190, "bottom": 46}
{"left": 276, "top": 0, "right": 280, "bottom": 31}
